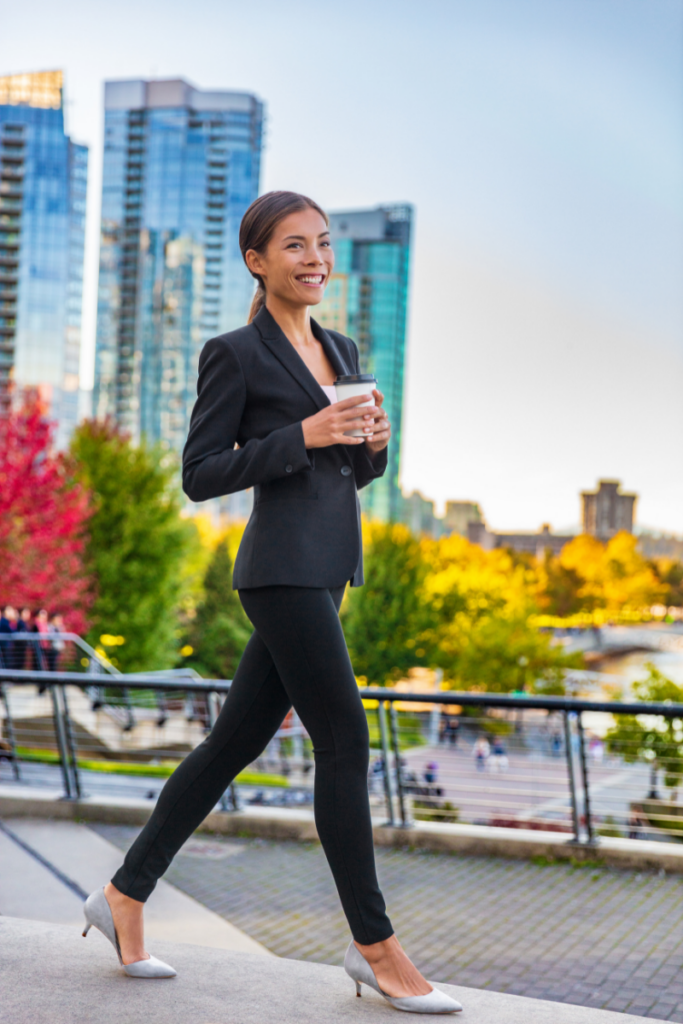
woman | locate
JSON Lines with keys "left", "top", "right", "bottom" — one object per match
{"left": 83, "top": 191, "right": 461, "bottom": 1014}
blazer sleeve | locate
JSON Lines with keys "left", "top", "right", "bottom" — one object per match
{"left": 182, "top": 338, "right": 311, "bottom": 502}
{"left": 347, "top": 338, "right": 388, "bottom": 490}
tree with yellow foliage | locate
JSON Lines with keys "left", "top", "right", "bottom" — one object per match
{"left": 540, "top": 532, "right": 665, "bottom": 618}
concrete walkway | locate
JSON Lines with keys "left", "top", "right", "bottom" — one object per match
{"left": 0, "top": 818, "right": 269, "bottom": 955}
{"left": 0, "top": 916, "right": 665, "bottom": 1024}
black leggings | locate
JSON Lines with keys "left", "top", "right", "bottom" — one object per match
{"left": 111, "top": 585, "right": 393, "bottom": 945}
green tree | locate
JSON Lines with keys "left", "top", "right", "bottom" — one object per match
{"left": 606, "top": 666, "right": 683, "bottom": 794}
{"left": 434, "top": 610, "right": 573, "bottom": 694}
{"left": 69, "top": 419, "right": 192, "bottom": 671}
{"left": 342, "top": 522, "right": 435, "bottom": 685}
{"left": 181, "top": 540, "right": 252, "bottom": 679}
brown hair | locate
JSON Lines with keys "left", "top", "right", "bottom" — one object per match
{"left": 239, "top": 191, "right": 329, "bottom": 322}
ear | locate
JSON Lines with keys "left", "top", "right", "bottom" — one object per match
{"left": 245, "top": 249, "right": 266, "bottom": 278}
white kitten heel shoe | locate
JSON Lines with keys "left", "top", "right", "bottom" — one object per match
{"left": 83, "top": 887, "right": 177, "bottom": 978}
{"left": 344, "top": 941, "right": 462, "bottom": 1014}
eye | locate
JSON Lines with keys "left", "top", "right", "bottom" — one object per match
{"left": 286, "top": 241, "right": 303, "bottom": 249}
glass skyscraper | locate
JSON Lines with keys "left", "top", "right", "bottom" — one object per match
{"left": 94, "top": 78, "right": 263, "bottom": 454}
{"left": 316, "top": 205, "right": 412, "bottom": 521}
{"left": 0, "top": 70, "right": 88, "bottom": 445}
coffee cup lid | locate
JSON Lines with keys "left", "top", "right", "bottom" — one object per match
{"left": 335, "top": 374, "right": 377, "bottom": 384}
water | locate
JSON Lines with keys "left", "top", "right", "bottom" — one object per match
{"left": 600, "top": 649, "right": 683, "bottom": 691}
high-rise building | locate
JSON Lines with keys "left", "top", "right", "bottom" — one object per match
{"left": 0, "top": 70, "right": 88, "bottom": 444}
{"left": 400, "top": 490, "right": 442, "bottom": 538}
{"left": 316, "top": 205, "right": 412, "bottom": 521}
{"left": 443, "top": 501, "right": 484, "bottom": 538}
{"left": 581, "top": 479, "right": 637, "bottom": 541}
{"left": 94, "top": 78, "right": 263, "bottom": 453}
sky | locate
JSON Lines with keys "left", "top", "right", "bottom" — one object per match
{"left": 4, "top": 0, "right": 683, "bottom": 532}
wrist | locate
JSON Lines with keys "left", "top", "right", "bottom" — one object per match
{"left": 301, "top": 418, "right": 318, "bottom": 449}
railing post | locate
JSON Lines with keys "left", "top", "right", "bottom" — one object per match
{"left": 0, "top": 684, "right": 21, "bottom": 780}
{"left": 121, "top": 687, "right": 135, "bottom": 732}
{"left": 428, "top": 668, "right": 443, "bottom": 746}
{"left": 291, "top": 709, "right": 304, "bottom": 765}
{"left": 377, "top": 701, "right": 395, "bottom": 826}
{"left": 207, "top": 692, "right": 230, "bottom": 812}
{"left": 60, "top": 686, "right": 82, "bottom": 800}
{"left": 563, "top": 711, "right": 580, "bottom": 843}
{"left": 51, "top": 685, "right": 74, "bottom": 800}
{"left": 389, "top": 702, "right": 411, "bottom": 828}
{"left": 228, "top": 781, "right": 240, "bottom": 811}
{"left": 576, "top": 712, "right": 595, "bottom": 844}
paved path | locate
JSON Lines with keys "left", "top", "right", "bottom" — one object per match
{"left": 97, "top": 824, "right": 683, "bottom": 1022}
{"left": 0, "top": 916, "right": 664, "bottom": 1024}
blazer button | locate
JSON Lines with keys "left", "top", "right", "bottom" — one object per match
{"left": 285, "top": 465, "right": 293, "bottom": 473}
{"left": 341, "top": 465, "right": 353, "bottom": 477}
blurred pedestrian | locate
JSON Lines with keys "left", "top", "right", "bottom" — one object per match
{"left": 473, "top": 736, "right": 490, "bottom": 771}
{"left": 47, "top": 612, "right": 66, "bottom": 672}
{"left": 423, "top": 760, "right": 438, "bottom": 784}
{"left": 33, "top": 608, "right": 50, "bottom": 670}
{"left": 440, "top": 712, "right": 459, "bottom": 747}
{"left": 589, "top": 735, "right": 605, "bottom": 764}
{"left": 0, "top": 605, "right": 17, "bottom": 667}
{"left": 14, "top": 607, "right": 32, "bottom": 669}
{"left": 369, "top": 754, "right": 385, "bottom": 796}
{"left": 490, "top": 737, "right": 509, "bottom": 773}
{"left": 551, "top": 731, "right": 562, "bottom": 757}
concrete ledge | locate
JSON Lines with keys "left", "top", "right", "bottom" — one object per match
{"left": 0, "top": 916, "right": 664, "bottom": 1024}
{"left": 2, "top": 785, "right": 683, "bottom": 874}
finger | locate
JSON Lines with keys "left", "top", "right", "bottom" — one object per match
{"left": 338, "top": 405, "right": 379, "bottom": 421}
{"left": 372, "top": 389, "right": 384, "bottom": 405}
{"left": 335, "top": 393, "right": 375, "bottom": 409}
{"left": 337, "top": 415, "right": 374, "bottom": 431}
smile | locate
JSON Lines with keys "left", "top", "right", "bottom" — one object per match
{"left": 296, "top": 275, "right": 325, "bottom": 286}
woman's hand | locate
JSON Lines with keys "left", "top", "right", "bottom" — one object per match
{"left": 364, "top": 389, "right": 391, "bottom": 456}
{"left": 302, "top": 393, "right": 380, "bottom": 449}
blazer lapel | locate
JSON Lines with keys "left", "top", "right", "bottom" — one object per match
{"left": 253, "top": 307, "right": 352, "bottom": 411}
{"left": 310, "top": 317, "right": 355, "bottom": 380}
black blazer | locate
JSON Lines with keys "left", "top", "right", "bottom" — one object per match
{"left": 182, "top": 306, "right": 388, "bottom": 589}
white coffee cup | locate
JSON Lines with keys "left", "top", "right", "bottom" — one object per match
{"left": 334, "top": 373, "right": 377, "bottom": 437}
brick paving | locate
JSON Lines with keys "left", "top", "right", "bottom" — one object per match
{"left": 95, "top": 823, "right": 683, "bottom": 1021}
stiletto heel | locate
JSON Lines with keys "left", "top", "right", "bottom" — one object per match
{"left": 344, "top": 941, "right": 462, "bottom": 1014}
{"left": 83, "top": 887, "right": 177, "bottom": 979}
{"left": 82, "top": 923, "right": 92, "bottom": 937}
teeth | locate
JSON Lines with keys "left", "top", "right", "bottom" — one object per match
{"left": 299, "top": 276, "right": 323, "bottom": 284}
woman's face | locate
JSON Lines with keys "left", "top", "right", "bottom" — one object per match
{"left": 246, "top": 207, "right": 334, "bottom": 308}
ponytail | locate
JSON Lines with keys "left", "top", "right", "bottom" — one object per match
{"left": 247, "top": 280, "right": 266, "bottom": 324}
{"left": 239, "top": 191, "right": 329, "bottom": 322}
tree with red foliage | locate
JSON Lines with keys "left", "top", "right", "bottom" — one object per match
{"left": 0, "top": 393, "right": 93, "bottom": 634}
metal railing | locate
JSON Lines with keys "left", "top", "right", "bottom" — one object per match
{"left": 2, "top": 664, "right": 683, "bottom": 847}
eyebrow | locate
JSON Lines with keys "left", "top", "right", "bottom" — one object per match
{"left": 282, "top": 231, "right": 331, "bottom": 241}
